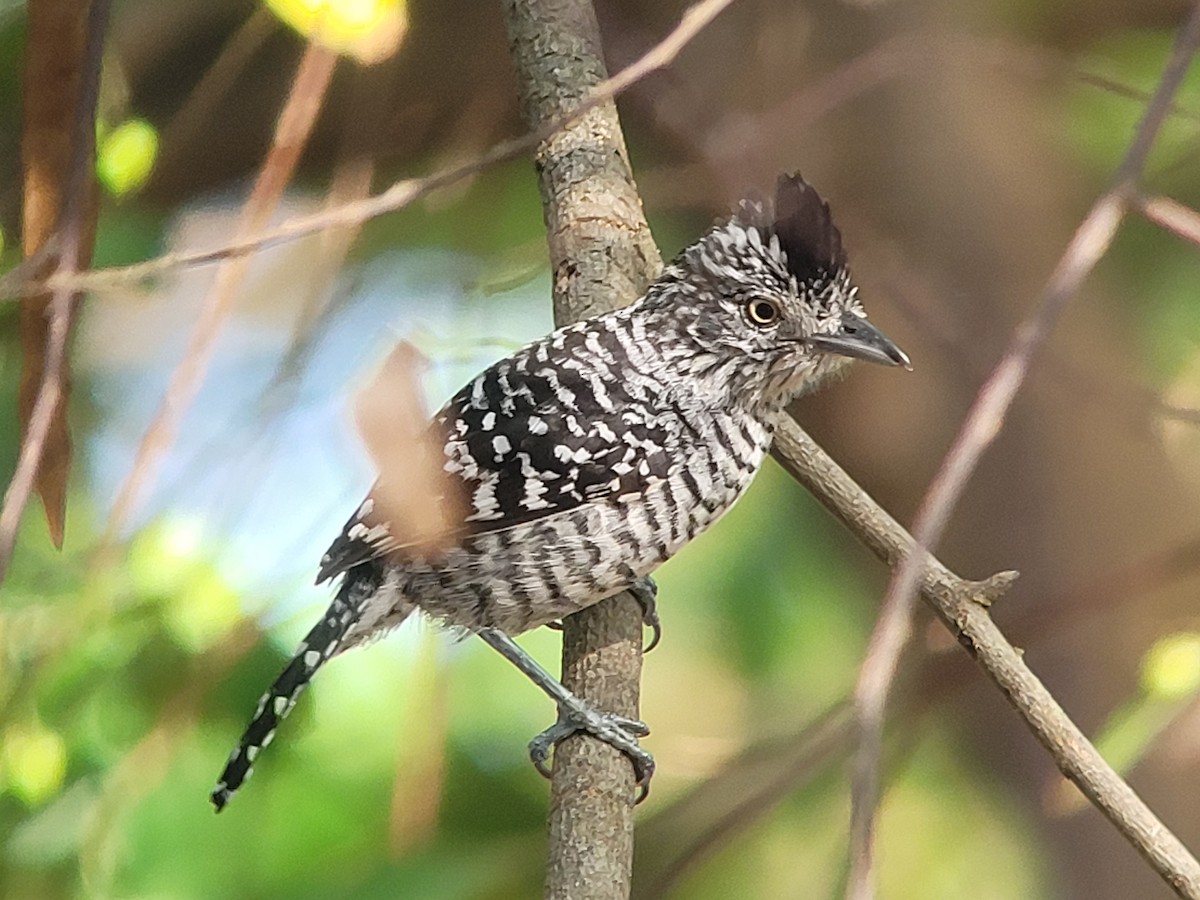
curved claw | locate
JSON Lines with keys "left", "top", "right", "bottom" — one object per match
{"left": 544, "top": 579, "right": 661, "bottom": 650}
{"left": 642, "top": 618, "right": 662, "bottom": 654}
{"left": 629, "top": 577, "right": 662, "bottom": 653}
{"left": 529, "top": 717, "right": 575, "bottom": 778}
{"left": 632, "top": 754, "right": 655, "bottom": 804}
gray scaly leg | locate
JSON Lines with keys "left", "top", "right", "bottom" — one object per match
{"left": 476, "top": 627, "right": 655, "bottom": 801}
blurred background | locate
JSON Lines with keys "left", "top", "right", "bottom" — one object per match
{"left": 3, "top": 0, "right": 1200, "bottom": 897}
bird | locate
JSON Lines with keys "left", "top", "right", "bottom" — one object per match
{"left": 210, "top": 173, "right": 909, "bottom": 811}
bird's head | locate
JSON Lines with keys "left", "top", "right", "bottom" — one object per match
{"left": 650, "top": 173, "right": 909, "bottom": 412}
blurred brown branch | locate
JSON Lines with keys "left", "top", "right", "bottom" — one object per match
{"left": 162, "top": 113, "right": 381, "bottom": 545}
{"left": 640, "top": 27, "right": 1200, "bottom": 200}
{"left": 102, "top": 40, "right": 339, "bottom": 541}
{"left": 844, "top": 6, "right": 1200, "bottom": 899}
{"left": 772, "top": 418, "right": 1200, "bottom": 899}
{"left": 636, "top": 528, "right": 1200, "bottom": 894}
{"left": 0, "top": 0, "right": 737, "bottom": 305}
{"left": 2, "top": 21, "right": 1192, "bottom": 305}
{"left": 1136, "top": 192, "right": 1200, "bottom": 248}
{"left": 0, "top": 0, "right": 109, "bottom": 583}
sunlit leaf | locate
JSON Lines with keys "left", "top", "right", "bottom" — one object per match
{"left": 96, "top": 118, "right": 159, "bottom": 198}
{"left": 171, "top": 574, "right": 242, "bottom": 652}
{"left": 1046, "top": 634, "right": 1200, "bottom": 816}
{"left": 127, "top": 519, "right": 207, "bottom": 598}
{"left": 124, "top": 520, "right": 243, "bottom": 650}
{"left": 264, "top": 0, "right": 408, "bottom": 63}
{"left": 2, "top": 723, "right": 67, "bottom": 806}
{"left": 1141, "top": 632, "right": 1200, "bottom": 700}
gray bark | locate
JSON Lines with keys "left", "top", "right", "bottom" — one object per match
{"left": 500, "top": 1, "right": 663, "bottom": 897}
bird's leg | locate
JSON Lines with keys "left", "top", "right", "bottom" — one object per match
{"left": 542, "top": 576, "right": 661, "bottom": 653}
{"left": 476, "top": 627, "right": 655, "bottom": 801}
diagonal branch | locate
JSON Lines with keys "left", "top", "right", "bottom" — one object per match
{"left": 0, "top": 0, "right": 738, "bottom": 304}
{"left": 836, "top": 8, "right": 1200, "bottom": 896}
{"left": 634, "top": 526, "right": 1200, "bottom": 895}
{"left": 1135, "top": 192, "right": 1200, "bottom": 248}
{"left": 770, "top": 421, "right": 1200, "bottom": 899}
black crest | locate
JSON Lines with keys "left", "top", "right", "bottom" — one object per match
{"left": 768, "top": 173, "right": 847, "bottom": 280}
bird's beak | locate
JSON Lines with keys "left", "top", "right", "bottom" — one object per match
{"left": 808, "top": 314, "right": 911, "bottom": 369}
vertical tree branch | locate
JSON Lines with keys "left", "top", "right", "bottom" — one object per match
{"left": 501, "top": 1, "right": 662, "bottom": 896}
{"left": 2, "top": 0, "right": 109, "bottom": 579}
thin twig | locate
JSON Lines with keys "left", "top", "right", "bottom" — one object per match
{"left": 0, "top": 0, "right": 111, "bottom": 583}
{"left": 770, "top": 420, "right": 1200, "bottom": 899}
{"left": 3, "top": 14, "right": 1188, "bottom": 306}
{"left": 1136, "top": 192, "right": 1200, "bottom": 248}
{"left": 212, "top": 158, "right": 376, "bottom": 546}
{"left": 155, "top": 7, "right": 278, "bottom": 165}
{"left": 0, "top": 0, "right": 738, "bottom": 303}
{"left": 102, "top": 41, "right": 338, "bottom": 540}
{"left": 637, "top": 527, "right": 1200, "bottom": 894}
{"left": 845, "top": 7, "right": 1200, "bottom": 899}
{"left": 1, "top": 292, "right": 73, "bottom": 578}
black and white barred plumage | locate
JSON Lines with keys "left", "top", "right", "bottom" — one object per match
{"left": 211, "top": 174, "right": 908, "bottom": 810}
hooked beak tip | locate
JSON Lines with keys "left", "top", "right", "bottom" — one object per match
{"left": 809, "top": 314, "right": 911, "bottom": 371}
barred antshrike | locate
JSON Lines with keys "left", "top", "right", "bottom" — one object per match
{"left": 211, "top": 173, "right": 909, "bottom": 810}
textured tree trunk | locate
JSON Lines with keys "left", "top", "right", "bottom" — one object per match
{"left": 500, "top": 1, "right": 663, "bottom": 897}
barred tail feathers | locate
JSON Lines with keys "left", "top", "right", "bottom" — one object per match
{"left": 210, "top": 564, "right": 383, "bottom": 811}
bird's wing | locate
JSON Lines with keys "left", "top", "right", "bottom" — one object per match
{"left": 316, "top": 329, "right": 674, "bottom": 584}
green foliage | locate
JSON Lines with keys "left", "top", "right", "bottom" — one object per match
{"left": 8, "top": 9, "right": 1199, "bottom": 897}
{"left": 1066, "top": 30, "right": 1200, "bottom": 382}
{"left": 1067, "top": 30, "right": 1200, "bottom": 181}
{"left": 97, "top": 119, "right": 159, "bottom": 199}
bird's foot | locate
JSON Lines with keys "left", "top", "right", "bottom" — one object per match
{"left": 528, "top": 700, "right": 655, "bottom": 802}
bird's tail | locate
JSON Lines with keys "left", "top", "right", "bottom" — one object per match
{"left": 210, "top": 563, "right": 383, "bottom": 811}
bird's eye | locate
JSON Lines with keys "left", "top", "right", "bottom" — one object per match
{"left": 745, "top": 298, "right": 781, "bottom": 327}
